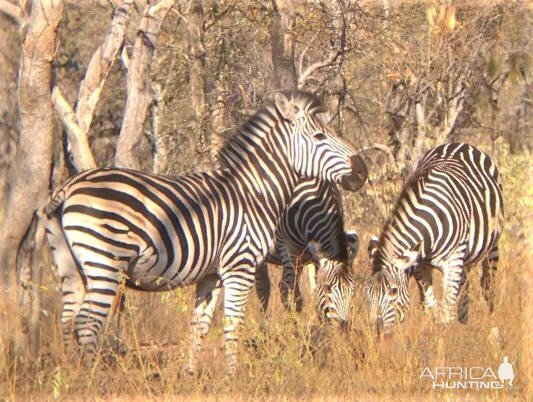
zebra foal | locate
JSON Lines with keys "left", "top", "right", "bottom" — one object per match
{"left": 255, "top": 177, "right": 361, "bottom": 322}
{"left": 364, "top": 143, "right": 504, "bottom": 336}
{"left": 45, "top": 91, "right": 368, "bottom": 373}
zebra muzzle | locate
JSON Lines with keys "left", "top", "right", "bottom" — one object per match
{"left": 340, "top": 155, "right": 368, "bottom": 192}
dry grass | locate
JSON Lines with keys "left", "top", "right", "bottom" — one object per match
{"left": 0, "top": 151, "right": 531, "bottom": 401}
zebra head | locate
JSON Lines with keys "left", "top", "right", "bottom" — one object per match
{"left": 274, "top": 91, "right": 368, "bottom": 192}
{"left": 364, "top": 237, "right": 419, "bottom": 336}
{"left": 309, "top": 240, "right": 357, "bottom": 327}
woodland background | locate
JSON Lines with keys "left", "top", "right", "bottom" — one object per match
{"left": 0, "top": 0, "right": 531, "bottom": 400}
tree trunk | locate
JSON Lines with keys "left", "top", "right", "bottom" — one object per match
{"left": 115, "top": 0, "right": 177, "bottom": 170}
{"left": 272, "top": 0, "right": 296, "bottom": 91}
{"left": 0, "top": 0, "right": 63, "bottom": 290}
{"left": 0, "top": 13, "right": 20, "bottom": 219}
{"left": 186, "top": 0, "right": 208, "bottom": 163}
{"left": 210, "top": 73, "right": 228, "bottom": 165}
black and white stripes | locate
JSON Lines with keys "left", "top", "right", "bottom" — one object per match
{"left": 254, "top": 177, "right": 361, "bottom": 322}
{"left": 45, "top": 91, "right": 367, "bottom": 373}
{"left": 364, "top": 143, "right": 504, "bottom": 335}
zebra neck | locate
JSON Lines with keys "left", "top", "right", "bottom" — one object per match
{"left": 375, "top": 219, "right": 424, "bottom": 271}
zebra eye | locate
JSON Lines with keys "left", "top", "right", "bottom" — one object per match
{"left": 324, "top": 284, "right": 332, "bottom": 294}
{"left": 313, "top": 132, "right": 327, "bottom": 141}
{"left": 388, "top": 287, "right": 398, "bottom": 299}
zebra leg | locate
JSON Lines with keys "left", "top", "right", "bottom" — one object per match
{"left": 61, "top": 273, "right": 86, "bottom": 354}
{"left": 413, "top": 265, "right": 437, "bottom": 316}
{"left": 293, "top": 265, "right": 303, "bottom": 313}
{"left": 187, "top": 274, "right": 222, "bottom": 375}
{"left": 72, "top": 262, "right": 121, "bottom": 363}
{"left": 457, "top": 278, "right": 470, "bottom": 323}
{"left": 45, "top": 217, "right": 86, "bottom": 354}
{"left": 439, "top": 248, "right": 467, "bottom": 324}
{"left": 481, "top": 245, "right": 499, "bottom": 313}
{"left": 254, "top": 262, "right": 271, "bottom": 315}
{"left": 279, "top": 254, "right": 302, "bottom": 313}
{"left": 222, "top": 274, "right": 254, "bottom": 375}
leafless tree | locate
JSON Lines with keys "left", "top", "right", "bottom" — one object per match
{"left": 115, "top": 0, "right": 177, "bottom": 169}
{"left": 53, "top": 0, "right": 136, "bottom": 172}
{"left": 272, "top": 0, "right": 296, "bottom": 91}
{"left": 0, "top": 0, "right": 63, "bottom": 357}
{"left": 185, "top": 0, "right": 209, "bottom": 163}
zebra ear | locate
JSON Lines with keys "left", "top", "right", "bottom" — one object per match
{"left": 275, "top": 92, "right": 299, "bottom": 121}
{"left": 345, "top": 230, "right": 359, "bottom": 262}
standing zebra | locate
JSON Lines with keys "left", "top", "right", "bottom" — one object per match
{"left": 364, "top": 143, "right": 504, "bottom": 336}
{"left": 45, "top": 91, "right": 368, "bottom": 374}
{"left": 255, "top": 177, "right": 361, "bottom": 322}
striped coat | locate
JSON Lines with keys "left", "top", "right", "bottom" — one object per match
{"left": 364, "top": 143, "right": 504, "bottom": 335}
{"left": 45, "top": 91, "right": 368, "bottom": 373}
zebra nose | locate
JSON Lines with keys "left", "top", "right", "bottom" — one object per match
{"left": 324, "top": 306, "right": 338, "bottom": 321}
{"left": 340, "top": 155, "right": 368, "bottom": 192}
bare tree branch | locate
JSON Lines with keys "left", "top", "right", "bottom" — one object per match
{"left": 360, "top": 143, "right": 399, "bottom": 172}
{"left": 297, "top": 31, "right": 318, "bottom": 79}
{"left": 51, "top": 0, "right": 135, "bottom": 172}
{"left": 297, "top": 50, "right": 343, "bottom": 90}
{"left": 115, "top": 0, "right": 177, "bottom": 169}
{"left": 0, "top": 0, "right": 25, "bottom": 25}
{"left": 75, "top": 0, "right": 135, "bottom": 135}
{"left": 52, "top": 87, "right": 97, "bottom": 170}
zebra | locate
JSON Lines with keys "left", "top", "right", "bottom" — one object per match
{"left": 367, "top": 234, "right": 440, "bottom": 320}
{"left": 364, "top": 143, "right": 504, "bottom": 336}
{"left": 254, "top": 177, "right": 361, "bottom": 323}
{"left": 44, "top": 90, "right": 368, "bottom": 374}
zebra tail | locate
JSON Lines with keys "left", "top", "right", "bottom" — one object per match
{"left": 44, "top": 188, "right": 66, "bottom": 218}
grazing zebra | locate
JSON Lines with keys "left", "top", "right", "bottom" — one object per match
{"left": 45, "top": 91, "right": 368, "bottom": 374}
{"left": 364, "top": 143, "right": 504, "bottom": 336}
{"left": 367, "top": 235, "right": 439, "bottom": 314}
{"left": 254, "top": 177, "right": 361, "bottom": 322}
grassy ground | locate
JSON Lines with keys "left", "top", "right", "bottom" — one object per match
{"left": 0, "top": 150, "right": 530, "bottom": 401}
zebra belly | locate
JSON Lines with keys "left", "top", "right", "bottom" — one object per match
{"left": 62, "top": 213, "right": 219, "bottom": 292}
{"left": 124, "top": 245, "right": 219, "bottom": 291}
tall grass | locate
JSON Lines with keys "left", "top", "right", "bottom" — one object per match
{"left": 0, "top": 150, "right": 530, "bottom": 401}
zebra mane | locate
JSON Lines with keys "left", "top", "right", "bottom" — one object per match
{"left": 217, "top": 90, "right": 325, "bottom": 168}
